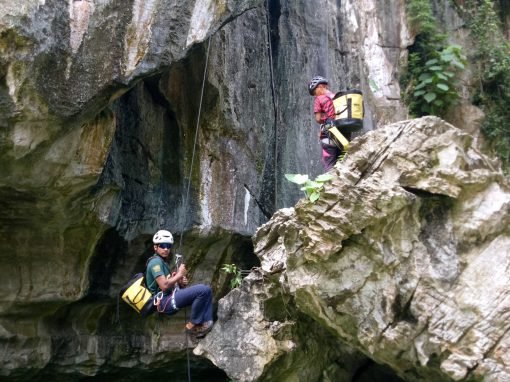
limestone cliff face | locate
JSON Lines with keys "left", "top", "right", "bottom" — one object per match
{"left": 0, "top": 0, "right": 494, "bottom": 380}
{"left": 196, "top": 117, "right": 510, "bottom": 382}
{"left": 0, "top": 0, "right": 265, "bottom": 379}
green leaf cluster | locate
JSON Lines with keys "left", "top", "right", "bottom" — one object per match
{"left": 221, "top": 264, "right": 242, "bottom": 289}
{"left": 285, "top": 173, "right": 333, "bottom": 203}
{"left": 406, "top": 0, "right": 444, "bottom": 44}
{"left": 411, "top": 45, "right": 466, "bottom": 115}
{"left": 463, "top": 0, "right": 510, "bottom": 167}
{"left": 402, "top": 0, "right": 466, "bottom": 117}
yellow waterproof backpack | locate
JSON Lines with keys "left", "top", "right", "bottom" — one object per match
{"left": 120, "top": 273, "right": 154, "bottom": 316}
{"left": 117, "top": 255, "right": 159, "bottom": 319}
{"left": 332, "top": 89, "right": 364, "bottom": 134}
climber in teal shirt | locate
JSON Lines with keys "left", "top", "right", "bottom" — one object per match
{"left": 146, "top": 229, "right": 214, "bottom": 337}
{"left": 146, "top": 254, "right": 174, "bottom": 295}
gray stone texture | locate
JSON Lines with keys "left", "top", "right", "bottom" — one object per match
{"left": 196, "top": 117, "right": 510, "bottom": 382}
{"left": 0, "top": 0, "right": 499, "bottom": 380}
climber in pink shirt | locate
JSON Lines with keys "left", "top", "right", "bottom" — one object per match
{"left": 308, "top": 76, "right": 342, "bottom": 171}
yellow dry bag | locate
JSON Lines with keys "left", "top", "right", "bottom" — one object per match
{"left": 326, "top": 125, "right": 350, "bottom": 150}
{"left": 332, "top": 89, "right": 364, "bottom": 134}
{"left": 120, "top": 273, "right": 154, "bottom": 316}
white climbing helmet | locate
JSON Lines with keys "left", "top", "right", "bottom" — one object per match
{"left": 308, "top": 75, "right": 328, "bottom": 95}
{"left": 153, "top": 229, "right": 174, "bottom": 244}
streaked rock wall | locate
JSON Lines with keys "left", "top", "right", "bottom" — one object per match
{"left": 0, "top": 0, "right": 487, "bottom": 379}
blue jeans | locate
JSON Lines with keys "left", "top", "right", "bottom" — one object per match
{"left": 157, "top": 284, "right": 213, "bottom": 325}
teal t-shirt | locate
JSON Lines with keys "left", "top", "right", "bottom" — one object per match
{"left": 146, "top": 256, "right": 171, "bottom": 295}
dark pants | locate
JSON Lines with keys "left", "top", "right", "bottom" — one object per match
{"left": 156, "top": 284, "right": 213, "bottom": 325}
{"left": 321, "top": 140, "right": 343, "bottom": 171}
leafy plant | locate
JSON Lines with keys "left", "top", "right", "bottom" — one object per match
{"left": 402, "top": 0, "right": 466, "bottom": 118}
{"left": 285, "top": 173, "right": 333, "bottom": 203}
{"left": 406, "top": 0, "right": 444, "bottom": 45}
{"left": 411, "top": 45, "right": 466, "bottom": 116}
{"left": 221, "top": 264, "right": 242, "bottom": 289}
{"left": 463, "top": 0, "right": 510, "bottom": 167}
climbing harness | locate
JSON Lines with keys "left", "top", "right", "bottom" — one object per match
{"left": 153, "top": 290, "right": 179, "bottom": 313}
{"left": 153, "top": 252, "right": 182, "bottom": 314}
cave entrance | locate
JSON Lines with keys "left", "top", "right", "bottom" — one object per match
{"left": 353, "top": 359, "right": 406, "bottom": 382}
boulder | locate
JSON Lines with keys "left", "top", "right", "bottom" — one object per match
{"left": 196, "top": 117, "right": 510, "bottom": 382}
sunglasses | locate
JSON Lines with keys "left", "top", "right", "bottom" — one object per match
{"left": 157, "top": 243, "right": 172, "bottom": 249}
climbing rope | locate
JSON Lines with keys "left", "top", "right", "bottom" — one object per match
{"left": 265, "top": 0, "right": 279, "bottom": 211}
{"left": 178, "top": 36, "right": 211, "bottom": 253}
{"left": 175, "top": 35, "right": 212, "bottom": 382}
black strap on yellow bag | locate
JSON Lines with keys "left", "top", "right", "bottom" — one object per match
{"left": 332, "top": 89, "right": 364, "bottom": 134}
{"left": 116, "top": 256, "right": 157, "bottom": 321}
{"left": 120, "top": 272, "right": 154, "bottom": 317}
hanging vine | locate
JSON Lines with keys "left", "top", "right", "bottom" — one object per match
{"left": 463, "top": 0, "right": 510, "bottom": 167}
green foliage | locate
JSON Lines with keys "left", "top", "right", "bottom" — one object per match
{"left": 411, "top": 45, "right": 466, "bottom": 116}
{"left": 402, "top": 0, "right": 466, "bottom": 117}
{"left": 406, "top": 0, "right": 445, "bottom": 46}
{"left": 463, "top": 0, "right": 510, "bottom": 166}
{"left": 221, "top": 264, "right": 242, "bottom": 289}
{"left": 284, "top": 173, "right": 333, "bottom": 203}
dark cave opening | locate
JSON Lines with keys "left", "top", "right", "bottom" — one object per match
{"left": 48, "top": 227, "right": 258, "bottom": 382}
{"left": 352, "top": 359, "right": 406, "bottom": 382}
{"left": 57, "top": 36, "right": 270, "bottom": 382}
{"left": 87, "top": 227, "right": 128, "bottom": 297}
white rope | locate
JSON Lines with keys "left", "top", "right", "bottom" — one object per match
{"left": 265, "top": 0, "right": 279, "bottom": 210}
{"left": 178, "top": 36, "right": 212, "bottom": 252}
{"left": 176, "top": 35, "right": 212, "bottom": 382}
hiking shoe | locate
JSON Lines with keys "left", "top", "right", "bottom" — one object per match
{"left": 194, "top": 321, "right": 214, "bottom": 338}
{"left": 185, "top": 321, "right": 214, "bottom": 337}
